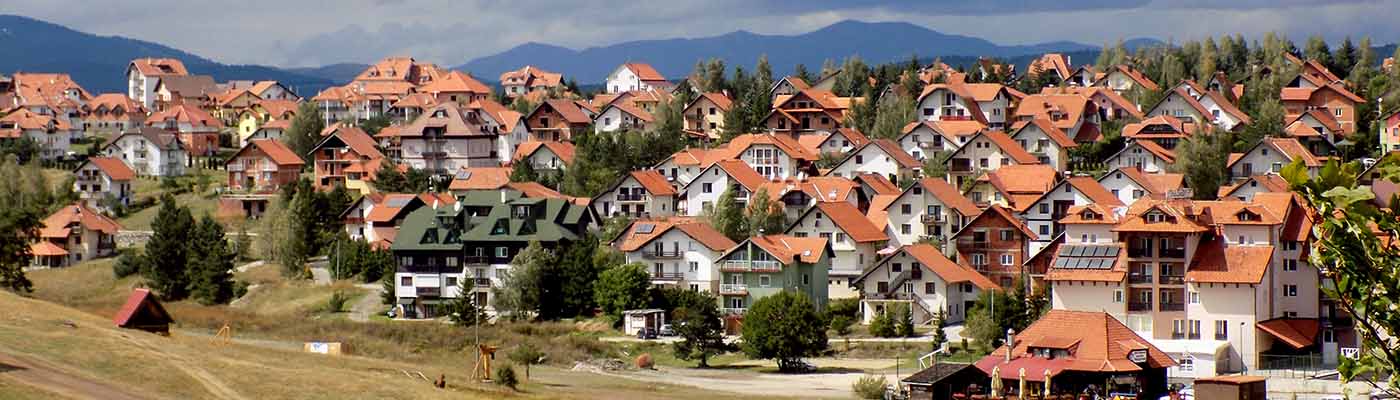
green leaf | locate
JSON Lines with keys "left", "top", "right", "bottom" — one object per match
{"left": 1322, "top": 186, "right": 1375, "bottom": 208}
{"left": 1280, "top": 158, "right": 1309, "bottom": 187}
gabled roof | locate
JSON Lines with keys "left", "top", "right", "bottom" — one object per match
{"left": 1122, "top": 115, "right": 1198, "bottom": 139}
{"left": 960, "top": 130, "right": 1039, "bottom": 165}
{"left": 40, "top": 203, "right": 121, "bottom": 238}
{"left": 1101, "top": 167, "right": 1184, "bottom": 198}
{"left": 918, "top": 83, "right": 989, "bottom": 125}
{"left": 859, "top": 243, "right": 997, "bottom": 290}
{"left": 1145, "top": 87, "right": 1211, "bottom": 122}
{"left": 1027, "top": 176, "right": 1125, "bottom": 212}
{"left": 711, "top": 159, "right": 767, "bottom": 191}
{"left": 622, "top": 63, "right": 668, "bottom": 82}
{"left": 834, "top": 139, "right": 922, "bottom": 171}
{"left": 1045, "top": 242, "right": 1128, "bottom": 282}
{"left": 113, "top": 288, "right": 174, "bottom": 328}
{"left": 103, "top": 127, "right": 183, "bottom": 150}
{"left": 1026, "top": 53, "right": 1072, "bottom": 80}
{"left": 740, "top": 235, "right": 828, "bottom": 265}
{"left": 853, "top": 173, "right": 901, "bottom": 196}
{"left": 1111, "top": 200, "right": 1209, "bottom": 233}
{"left": 312, "top": 123, "right": 382, "bottom": 159}
{"left": 1058, "top": 204, "right": 1124, "bottom": 225}
{"left": 418, "top": 70, "right": 491, "bottom": 94}
{"left": 976, "top": 310, "right": 1175, "bottom": 376}
{"left": 1013, "top": 94, "right": 1096, "bottom": 131}
{"left": 129, "top": 58, "right": 188, "bottom": 76}
{"left": 797, "top": 202, "right": 888, "bottom": 243}
{"left": 398, "top": 103, "right": 487, "bottom": 137}
{"left": 1218, "top": 174, "right": 1291, "bottom": 198}
{"left": 1011, "top": 118, "right": 1077, "bottom": 149}
{"left": 146, "top": 103, "right": 222, "bottom": 128}
{"left": 513, "top": 141, "right": 576, "bottom": 165}
{"left": 980, "top": 164, "right": 1058, "bottom": 212}
{"left": 447, "top": 167, "right": 513, "bottom": 190}
{"left": 687, "top": 92, "right": 733, "bottom": 112}
{"left": 1229, "top": 137, "right": 1322, "bottom": 168}
{"left": 1186, "top": 236, "right": 1273, "bottom": 284}
{"left": 626, "top": 170, "right": 676, "bottom": 196}
{"left": 155, "top": 75, "right": 219, "bottom": 98}
{"left": 79, "top": 157, "right": 136, "bottom": 181}
{"left": 957, "top": 204, "right": 1037, "bottom": 240}
{"left": 1200, "top": 90, "right": 1251, "bottom": 125}
{"left": 532, "top": 98, "right": 595, "bottom": 124}
{"left": 616, "top": 217, "right": 736, "bottom": 253}
{"left": 908, "top": 177, "right": 981, "bottom": 217}
{"left": 1131, "top": 140, "right": 1177, "bottom": 164}
{"left": 1103, "top": 65, "right": 1160, "bottom": 91}
{"left": 235, "top": 139, "right": 305, "bottom": 166}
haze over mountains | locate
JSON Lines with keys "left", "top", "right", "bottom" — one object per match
{"left": 0, "top": 14, "right": 1161, "bottom": 95}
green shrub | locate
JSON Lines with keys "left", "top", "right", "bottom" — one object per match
{"left": 830, "top": 315, "right": 853, "bottom": 336}
{"left": 852, "top": 374, "right": 888, "bottom": 399}
{"left": 494, "top": 364, "right": 518, "bottom": 390}
{"left": 112, "top": 249, "right": 145, "bottom": 279}
{"left": 324, "top": 290, "right": 350, "bottom": 313}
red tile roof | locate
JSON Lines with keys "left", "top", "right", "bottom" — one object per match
{"left": 813, "top": 202, "right": 888, "bottom": 243}
{"left": 1256, "top": 318, "right": 1320, "bottom": 350}
{"left": 616, "top": 217, "right": 736, "bottom": 252}
{"left": 712, "top": 159, "right": 766, "bottom": 191}
{"left": 902, "top": 243, "right": 998, "bottom": 290}
{"left": 243, "top": 139, "right": 305, "bottom": 166}
{"left": 623, "top": 63, "right": 667, "bottom": 82}
{"left": 448, "top": 167, "right": 512, "bottom": 190}
{"left": 1065, "top": 176, "right": 1125, "bottom": 206}
{"left": 1014, "top": 118, "right": 1077, "bottom": 149}
{"left": 917, "top": 178, "right": 981, "bottom": 217}
{"left": 630, "top": 170, "right": 677, "bottom": 196}
{"left": 978, "top": 310, "right": 1175, "bottom": 376}
{"left": 83, "top": 157, "right": 136, "bottom": 181}
{"left": 746, "top": 235, "right": 828, "bottom": 265}
{"left": 1186, "top": 236, "right": 1273, "bottom": 284}
{"left": 981, "top": 130, "right": 1040, "bottom": 165}
{"left": 40, "top": 203, "right": 121, "bottom": 238}
{"left": 113, "top": 288, "right": 173, "bottom": 328}
{"left": 866, "top": 139, "right": 923, "bottom": 168}
{"left": 129, "top": 58, "right": 188, "bottom": 76}
{"left": 513, "top": 141, "right": 576, "bottom": 165}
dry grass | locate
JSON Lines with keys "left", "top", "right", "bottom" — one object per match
{"left": 117, "top": 192, "right": 222, "bottom": 231}
{"left": 0, "top": 375, "right": 71, "bottom": 400}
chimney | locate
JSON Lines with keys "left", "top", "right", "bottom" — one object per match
{"left": 1005, "top": 328, "right": 1016, "bottom": 362}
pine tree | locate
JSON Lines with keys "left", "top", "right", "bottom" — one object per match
{"left": 871, "top": 92, "right": 917, "bottom": 140}
{"left": 510, "top": 160, "right": 538, "bottom": 183}
{"left": 284, "top": 102, "right": 325, "bottom": 158}
{"left": 372, "top": 161, "right": 406, "bottom": 192}
{"left": 144, "top": 195, "right": 194, "bottom": 299}
{"left": 845, "top": 84, "right": 878, "bottom": 134}
{"left": 708, "top": 188, "right": 748, "bottom": 242}
{"left": 1305, "top": 35, "right": 1333, "bottom": 67}
{"left": 1334, "top": 36, "right": 1357, "bottom": 75}
{"left": 793, "top": 63, "right": 812, "bottom": 84}
{"left": 0, "top": 157, "right": 42, "bottom": 293}
{"left": 189, "top": 215, "right": 234, "bottom": 305}
{"left": 745, "top": 188, "right": 786, "bottom": 237}
{"left": 1198, "top": 37, "right": 1219, "bottom": 83}
{"left": 281, "top": 188, "right": 316, "bottom": 277}
{"left": 1172, "top": 130, "right": 1233, "bottom": 200}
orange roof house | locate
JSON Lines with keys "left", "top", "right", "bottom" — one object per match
{"left": 513, "top": 140, "right": 576, "bottom": 170}
{"left": 591, "top": 170, "right": 679, "bottom": 218}
{"left": 974, "top": 310, "right": 1175, "bottom": 384}
{"left": 226, "top": 139, "right": 305, "bottom": 192}
{"left": 31, "top": 203, "right": 121, "bottom": 268}
{"left": 499, "top": 65, "right": 564, "bottom": 97}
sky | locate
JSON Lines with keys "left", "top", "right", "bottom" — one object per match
{"left": 6, "top": 0, "right": 1400, "bottom": 68}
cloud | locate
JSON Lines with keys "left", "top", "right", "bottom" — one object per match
{"left": 2, "top": 0, "right": 1398, "bottom": 68}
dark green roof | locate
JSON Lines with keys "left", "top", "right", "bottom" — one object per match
{"left": 391, "top": 195, "right": 588, "bottom": 251}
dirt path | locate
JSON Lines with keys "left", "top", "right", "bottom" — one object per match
{"left": 0, "top": 352, "right": 145, "bottom": 400}
{"left": 111, "top": 333, "right": 248, "bottom": 400}
{"left": 349, "top": 284, "right": 383, "bottom": 322}
{"left": 591, "top": 364, "right": 894, "bottom": 399}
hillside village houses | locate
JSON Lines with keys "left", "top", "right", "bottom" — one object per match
{"left": 8, "top": 42, "right": 1386, "bottom": 388}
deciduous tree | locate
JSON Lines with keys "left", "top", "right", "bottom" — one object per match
{"left": 740, "top": 291, "right": 829, "bottom": 372}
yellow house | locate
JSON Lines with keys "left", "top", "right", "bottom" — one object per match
{"left": 215, "top": 89, "right": 262, "bottom": 125}
{"left": 682, "top": 92, "right": 732, "bottom": 140}
{"left": 236, "top": 100, "right": 301, "bottom": 146}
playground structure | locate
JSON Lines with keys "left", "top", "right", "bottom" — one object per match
{"left": 471, "top": 344, "right": 498, "bottom": 382}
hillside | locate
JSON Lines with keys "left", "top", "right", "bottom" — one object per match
{"left": 0, "top": 14, "right": 339, "bottom": 95}
{"left": 455, "top": 20, "right": 1159, "bottom": 83}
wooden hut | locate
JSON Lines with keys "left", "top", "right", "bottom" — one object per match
{"left": 113, "top": 288, "right": 174, "bottom": 334}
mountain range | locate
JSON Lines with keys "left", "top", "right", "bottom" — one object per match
{"left": 1, "top": 14, "right": 1162, "bottom": 95}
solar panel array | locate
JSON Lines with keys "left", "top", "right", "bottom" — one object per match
{"left": 635, "top": 223, "right": 655, "bottom": 234}
{"left": 1052, "top": 244, "right": 1120, "bottom": 270}
{"left": 386, "top": 197, "right": 413, "bottom": 208}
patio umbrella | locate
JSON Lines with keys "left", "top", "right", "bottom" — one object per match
{"left": 990, "top": 365, "right": 1002, "bottom": 397}
{"left": 1043, "top": 369, "right": 1053, "bottom": 397}
{"left": 1018, "top": 368, "right": 1026, "bottom": 399}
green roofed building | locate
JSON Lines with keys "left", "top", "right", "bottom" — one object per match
{"left": 390, "top": 190, "right": 592, "bottom": 318}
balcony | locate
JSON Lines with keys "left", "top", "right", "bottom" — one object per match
{"left": 920, "top": 214, "right": 945, "bottom": 224}
{"left": 950, "top": 160, "right": 973, "bottom": 173}
{"left": 1128, "top": 247, "right": 1153, "bottom": 258}
{"left": 473, "top": 278, "right": 491, "bottom": 288}
{"left": 960, "top": 240, "right": 991, "bottom": 251}
{"left": 720, "top": 260, "right": 782, "bottom": 273}
{"left": 1128, "top": 302, "right": 1153, "bottom": 312}
{"left": 867, "top": 292, "right": 915, "bottom": 301}
{"left": 616, "top": 193, "right": 646, "bottom": 202}
{"left": 465, "top": 256, "right": 491, "bottom": 266}
{"left": 1159, "top": 248, "right": 1186, "bottom": 259}
{"left": 1158, "top": 275, "right": 1185, "bottom": 285}
{"left": 642, "top": 250, "right": 683, "bottom": 259}
{"left": 416, "top": 286, "right": 441, "bottom": 297}
{"left": 1128, "top": 273, "right": 1153, "bottom": 284}
{"left": 719, "top": 284, "right": 748, "bottom": 295}
{"left": 650, "top": 272, "right": 685, "bottom": 281}
{"left": 1160, "top": 302, "right": 1185, "bottom": 312}
{"left": 720, "top": 308, "right": 747, "bottom": 316}
{"left": 227, "top": 163, "right": 245, "bottom": 172}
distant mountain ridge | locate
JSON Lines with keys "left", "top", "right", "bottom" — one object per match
{"left": 455, "top": 20, "right": 1162, "bottom": 84}
{"left": 0, "top": 14, "right": 340, "bottom": 95}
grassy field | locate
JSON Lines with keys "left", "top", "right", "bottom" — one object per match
{"left": 17, "top": 261, "right": 765, "bottom": 399}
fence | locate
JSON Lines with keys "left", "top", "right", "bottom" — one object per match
{"left": 1256, "top": 353, "right": 1329, "bottom": 379}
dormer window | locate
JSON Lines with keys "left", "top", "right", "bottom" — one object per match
{"left": 1145, "top": 211, "right": 1166, "bottom": 223}
{"left": 513, "top": 205, "right": 532, "bottom": 218}
{"left": 1081, "top": 210, "right": 1101, "bottom": 220}
{"left": 432, "top": 109, "right": 447, "bottom": 118}
{"left": 1237, "top": 211, "right": 1260, "bottom": 222}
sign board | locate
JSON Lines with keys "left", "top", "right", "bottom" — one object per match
{"left": 1165, "top": 188, "right": 1194, "bottom": 200}
{"left": 1127, "top": 349, "right": 1148, "bottom": 363}
{"left": 308, "top": 342, "right": 329, "bottom": 354}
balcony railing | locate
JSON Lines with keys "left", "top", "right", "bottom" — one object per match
{"left": 1128, "top": 247, "right": 1153, "bottom": 258}
{"left": 465, "top": 256, "right": 491, "bottom": 265}
{"left": 1159, "top": 248, "right": 1186, "bottom": 259}
{"left": 719, "top": 284, "right": 748, "bottom": 295}
{"left": 1128, "top": 274, "right": 1153, "bottom": 284}
{"left": 950, "top": 162, "right": 973, "bottom": 173}
{"left": 920, "top": 214, "right": 945, "bottom": 224}
{"left": 473, "top": 278, "right": 491, "bottom": 287}
{"left": 416, "top": 286, "right": 441, "bottom": 297}
{"left": 960, "top": 241, "right": 991, "bottom": 251}
{"left": 1128, "top": 302, "right": 1153, "bottom": 312}
{"left": 867, "top": 292, "right": 915, "bottom": 301}
{"left": 616, "top": 193, "right": 646, "bottom": 202}
{"left": 1159, "top": 275, "right": 1185, "bottom": 285}
{"left": 720, "top": 308, "right": 747, "bottom": 316}
{"left": 1160, "top": 302, "right": 1185, "bottom": 312}
{"left": 720, "top": 260, "right": 782, "bottom": 273}
{"left": 650, "top": 272, "right": 685, "bottom": 281}
{"left": 643, "top": 250, "right": 683, "bottom": 259}
{"left": 227, "top": 164, "right": 245, "bottom": 172}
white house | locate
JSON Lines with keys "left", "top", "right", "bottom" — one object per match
{"left": 73, "top": 157, "right": 135, "bottom": 212}
{"left": 0, "top": 108, "right": 75, "bottom": 160}
{"left": 1145, "top": 88, "right": 1212, "bottom": 126}
{"left": 802, "top": 127, "right": 870, "bottom": 155}
{"left": 1104, "top": 140, "right": 1176, "bottom": 174}
{"left": 592, "top": 170, "right": 679, "bottom": 219}
{"left": 127, "top": 58, "right": 188, "bottom": 109}
{"left": 883, "top": 177, "right": 982, "bottom": 248}
{"left": 852, "top": 243, "right": 998, "bottom": 325}
{"left": 513, "top": 141, "right": 574, "bottom": 171}
{"left": 1009, "top": 118, "right": 1077, "bottom": 171}
{"left": 946, "top": 130, "right": 1040, "bottom": 186}
{"left": 614, "top": 218, "right": 738, "bottom": 292}
{"left": 1018, "top": 176, "right": 1125, "bottom": 255}
{"left": 101, "top": 128, "right": 186, "bottom": 177}
{"left": 594, "top": 101, "right": 654, "bottom": 133}
{"left": 1229, "top": 137, "right": 1321, "bottom": 178}
{"left": 785, "top": 201, "right": 889, "bottom": 299}
{"left": 396, "top": 103, "right": 501, "bottom": 174}
{"left": 679, "top": 159, "right": 766, "bottom": 216}
{"left": 1097, "top": 167, "right": 1186, "bottom": 205}
{"left": 605, "top": 63, "right": 670, "bottom": 94}
{"left": 916, "top": 84, "right": 991, "bottom": 126}
{"left": 824, "top": 139, "right": 922, "bottom": 184}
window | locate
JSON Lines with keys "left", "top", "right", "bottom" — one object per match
{"left": 445, "top": 277, "right": 458, "bottom": 287}
{"left": 1284, "top": 259, "right": 1298, "bottom": 271}
{"left": 1039, "top": 203, "right": 1049, "bottom": 214}
{"left": 1214, "top": 320, "right": 1229, "bottom": 341}
{"left": 855, "top": 155, "right": 864, "bottom": 164}
{"left": 1335, "top": 107, "right": 1343, "bottom": 117}
{"left": 1284, "top": 284, "right": 1298, "bottom": 296}
{"left": 901, "top": 224, "right": 912, "bottom": 235}
{"left": 702, "top": 183, "right": 712, "bottom": 193}
{"left": 1189, "top": 291, "right": 1200, "bottom": 304}
{"left": 892, "top": 263, "right": 903, "bottom": 272}
{"left": 835, "top": 233, "right": 846, "bottom": 243}
{"left": 1172, "top": 320, "right": 1186, "bottom": 338}
{"left": 400, "top": 276, "right": 412, "bottom": 286}
{"left": 901, "top": 204, "right": 912, "bottom": 214}
{"left": 877, "top": 281, "right": 888, "bottom": 292}
{"left": 689, "top": 261, "right": 698, "bottom": 272}
{"left": 971, "top": 254, "right": 986, "bottom": 266}
{"left": 1179, "top": 355, "right": 1195, "bottom": 373}
{"left": 999, "top": 229, "right": 1013, "bottom": 241}
{"left": 1188, "top": 320, "right": 1202, "bottom": 340}
{"left": 925, "top": 282, "right": 936, "bottom": 294}
{"left": 802, "top": 274, "right": 810, "bottom": 285}
{"left": 759, "top": 275, "right": 771, "bottom": 287}
{"left": 1113, "top": 290, "right": 1123, "bottom": 303}
{"left": 1000, "top": 254, "right": 1013, "bottom": 265}
{"left": 495, "top": 247, "right": 508, "bottom": 258}
{"left": 1039, "top": 225, "right": 1050, "bottom": 235}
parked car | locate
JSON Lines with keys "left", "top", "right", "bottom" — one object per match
{"left": 658, "top": 324, "right": 675, "bottom": 336}
{"left": 636, "top": 327, "right": 657, "bottom": 340}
